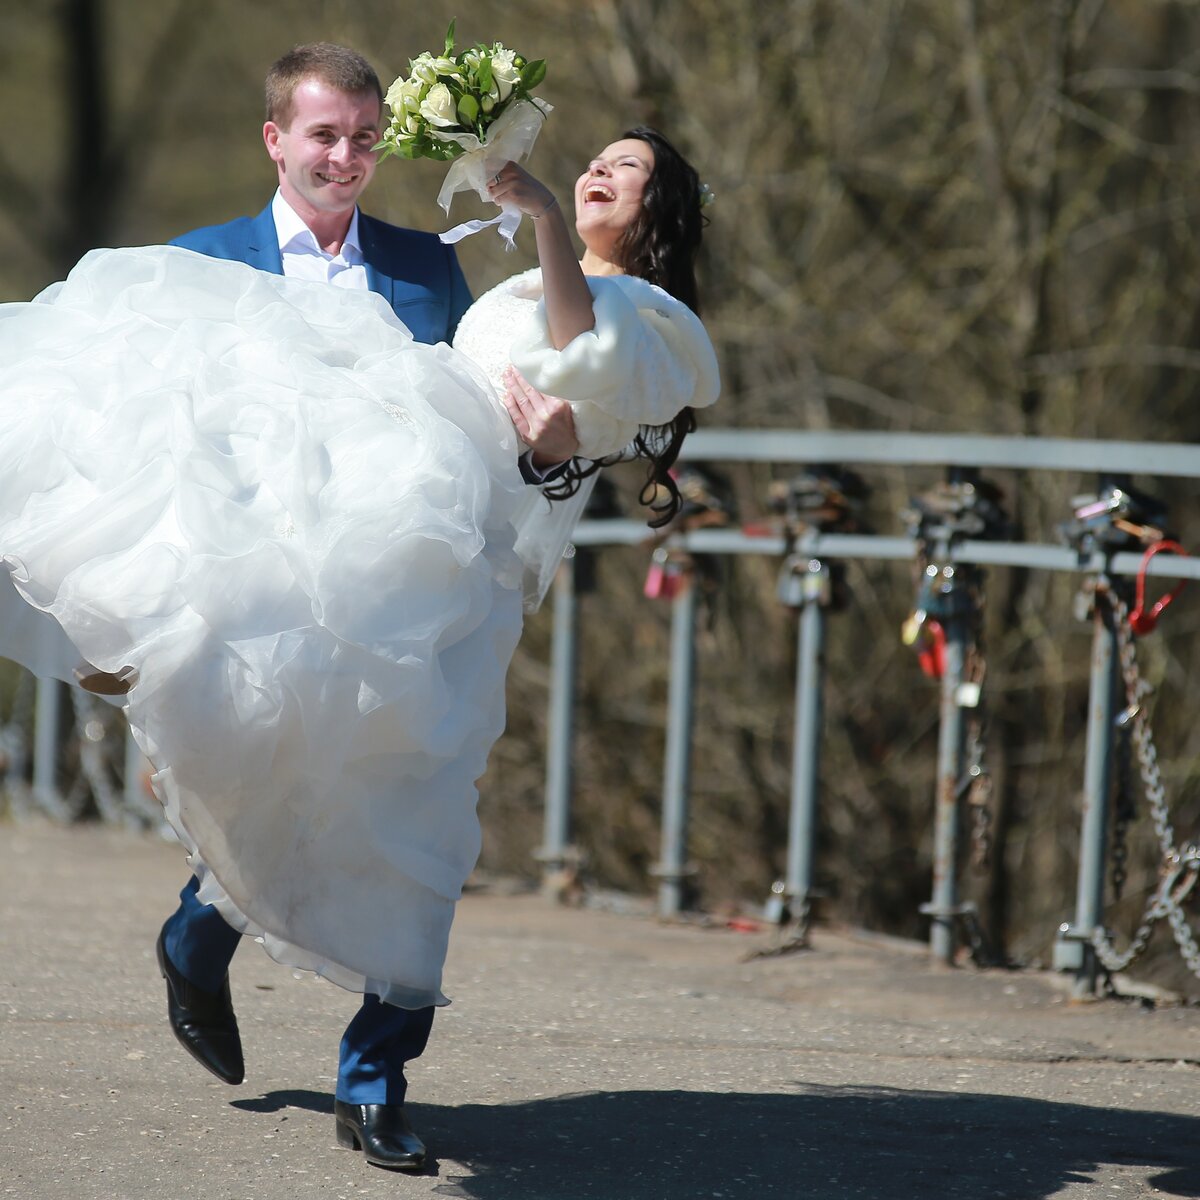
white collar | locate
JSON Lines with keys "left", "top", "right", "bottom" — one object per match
{"left": 271, "top": 189, "right": 362, "bottom": 260}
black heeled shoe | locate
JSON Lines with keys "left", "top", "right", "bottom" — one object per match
{"left": 156, "top": 930, "right": 244, "bottom": 1085}
{"left": 334, "top": 1100, "right": 427, "bottom": 1171}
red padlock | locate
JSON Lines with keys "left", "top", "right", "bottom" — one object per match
{"left": 916, "top": 619, "right": 947, "bottom": 680}
{"left": 1128, "top": 540, "right": 1188, "bottom": 636}
{"left": 644, "top": 548, "right": 685, "bottom": 600}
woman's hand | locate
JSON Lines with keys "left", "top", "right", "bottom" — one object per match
{"left": 502, "top": 367, "right": 579, "bottom": 466}
{"left": 486, "top": 162, "right": 558, "bottom": 220}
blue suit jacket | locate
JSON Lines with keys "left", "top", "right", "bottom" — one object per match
{"left": 170, "top": 203, "right": 472, "bottom": 346}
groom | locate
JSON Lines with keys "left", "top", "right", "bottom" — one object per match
{"left": 158, "top": 42, "right": 573, "bottom": 1174}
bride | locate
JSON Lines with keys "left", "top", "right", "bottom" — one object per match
{"left": 0, "top": 122, "right": 717, "bottom": 1157}
{"left": 460, "top": 127, "right": 719, "bottom": 598}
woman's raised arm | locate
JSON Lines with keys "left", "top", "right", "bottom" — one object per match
{"left": 487, "top": 163, "right": 594, "bottom": 350}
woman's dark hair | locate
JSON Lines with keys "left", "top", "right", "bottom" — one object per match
{"left": 612, "top": 126, "right": 704, "bottom": 314}
{"left": 543, "top": 127, "right": 707, "bottom": 528}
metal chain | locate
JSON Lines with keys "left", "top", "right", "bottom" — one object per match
{"left": 1167, "top": 898, "right": 1200, "bottom": 977}
{"left": 968, "top": 765, "right": 994, "bottom": 870}
{"left": 1110, "top": 709, "right": 1136, "bottom": 900}
{"left": 961, "top": 904, "right": 998, "bottom": 967}
{"left": 963, "top": 585, "right": 993, "bottom": 871}
{"left": 1090, "top": 586, "right": 1200, "bottom": 978}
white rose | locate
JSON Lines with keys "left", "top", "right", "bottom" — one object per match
{"left": 411, "top": 53, "right": 438, "bottom": 86}
{"left": 490, "top": 49, "right": 520, "bottom": 101}
{"left": 419, "top": 82, "right": 458, "bottom": 128}
{"left": 383, "top": 76, "right": 406, "bottom": 111}
{"left": 433, "top": 55, "right": 463, "bottom": 80}
{"left": 385, "top": 76, "right": 422, "bottom": 114}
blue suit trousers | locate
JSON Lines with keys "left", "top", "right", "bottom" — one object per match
{"left": 161, "top": 877, "right": 434, "bottom": 1104}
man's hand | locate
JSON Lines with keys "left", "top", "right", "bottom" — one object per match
{"left": 502, "top": 366, "right": 580, "bottom": 467}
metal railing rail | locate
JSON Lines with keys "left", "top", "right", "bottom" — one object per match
{"left": 679, "top": 429, "right": 1200, "bottom": 477}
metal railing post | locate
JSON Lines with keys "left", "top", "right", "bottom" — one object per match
{"left": 785, "top": 561, "right": 828, "bottom": 934}
{"left": 1057, "top": 591, "right": 1118, "bottom": 995}
{"left": 655, "top": 570, "right": 698, "bottom": 917}
{"left": 32, "top": 677, "right": 61, "bottom": 809}
{"left": 537, "top": 558, "right": 578, "bottom": 882}
{"left": 926, "top": 599, "right": 970, "bottom": 964}
{"left": 907, "top": 465, "right": 1003, "bottom": 966}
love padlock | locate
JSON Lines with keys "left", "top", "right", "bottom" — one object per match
{"left": 916, "top": 618, "right": 947, "bottom": 680}
{"left": 1128, "top": 540, "right": 1189, "bottom": 636}
{"left": 644, "top": 548, "right": 685, "bottom": 600}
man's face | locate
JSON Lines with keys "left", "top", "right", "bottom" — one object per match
{"left": 263, "top": 78, "right": 382, "bottom": 221}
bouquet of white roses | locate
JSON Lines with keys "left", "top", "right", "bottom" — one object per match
{"left": 378, "top": 22, "right": 551, "bottom": 245}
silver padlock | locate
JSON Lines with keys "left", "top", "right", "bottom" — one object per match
{"left": 776, "top": 560, "right": 807, "bottom": 607}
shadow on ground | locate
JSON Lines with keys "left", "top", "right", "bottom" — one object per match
{"left": 231, "top": 1089, "right": 334, "bottom": 1115}
{"left": 420, "top": 1084, "right": 1199, "bottom": 1200}
{"left": 233, "top": 1083, "right": 1199, "bottom": 1199}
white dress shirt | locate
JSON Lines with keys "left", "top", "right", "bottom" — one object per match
{"left": 271, "top": 190, "right": 368, "bottom": 289}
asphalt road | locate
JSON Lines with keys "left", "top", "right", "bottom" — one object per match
{"left": 1, "top": 821, "right": 1197, "bottom": 1200}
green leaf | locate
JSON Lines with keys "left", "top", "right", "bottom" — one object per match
{"left": 457, "top": 93, "right": 479, "bottom": 123}
{"left": 444, "top": 18, "right": 456, "bottom": 55}
{"left": 520, "top": 59, "right": 546, "bottom": 91}
{"left": 477, "top": 56, "right": 493, "bottom": 93}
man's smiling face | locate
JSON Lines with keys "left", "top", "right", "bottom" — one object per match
{"left": 264, "top": 78, "right": 381, "bottom": 223}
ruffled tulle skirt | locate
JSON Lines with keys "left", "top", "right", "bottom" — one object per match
{"left": 0, "top": 245, "right": 531, "bottom": 1007}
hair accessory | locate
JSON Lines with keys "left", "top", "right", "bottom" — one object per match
{"left": 698, "top": 182, "right": 715, "bottom": 209}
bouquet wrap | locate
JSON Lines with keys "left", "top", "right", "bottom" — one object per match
{"left": 434, "top": 99, "right": 552, "bottom": 247}
{"left": 377, "top": 24, "right": 550, "bottom": 247}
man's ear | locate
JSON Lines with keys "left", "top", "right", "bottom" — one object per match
{"left": 263, "top": 122, "right": 284, "bottom": 165}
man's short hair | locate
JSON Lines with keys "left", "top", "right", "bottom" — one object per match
{"left": 265, "top": 43, "right": 383, "bottom": 127}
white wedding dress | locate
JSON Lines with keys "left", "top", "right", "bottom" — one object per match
{"left": 0, "top": 245, "right": 718, "bottom": 1008}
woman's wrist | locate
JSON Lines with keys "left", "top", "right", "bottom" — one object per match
{"left": 531, "top": 195, "right": 559, "bottom": 220}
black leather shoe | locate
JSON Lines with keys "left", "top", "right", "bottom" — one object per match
{"left": 334, "top": 1101, "right": 427, "bottom": 1171}
{"left": 155, "top": 931, "right": 244, "bottom": 1085}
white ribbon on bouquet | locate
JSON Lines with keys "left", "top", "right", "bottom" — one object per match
{"left": 434, "top": 98, "right": 553, "bottom": 248}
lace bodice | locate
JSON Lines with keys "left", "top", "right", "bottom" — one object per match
{"left": 452, "top": 268, "right": 543, "bottom": 397}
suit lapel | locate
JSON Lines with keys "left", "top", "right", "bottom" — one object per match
{"left": 245, "top": 205, "right": 284, "bottom": 274}
{"left": 359, "top": 215, "right": 393, "bottom": 307}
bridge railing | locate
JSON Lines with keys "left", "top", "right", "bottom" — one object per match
{"left": 539, "top": 430, "right": 1200, "bottom": 999}
{"left": 8, "top": 430, "right": 1200, "bottom": 998}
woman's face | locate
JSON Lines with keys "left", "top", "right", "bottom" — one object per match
{"left": 574, "top": 139, "right": 655, "bottom": 247}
